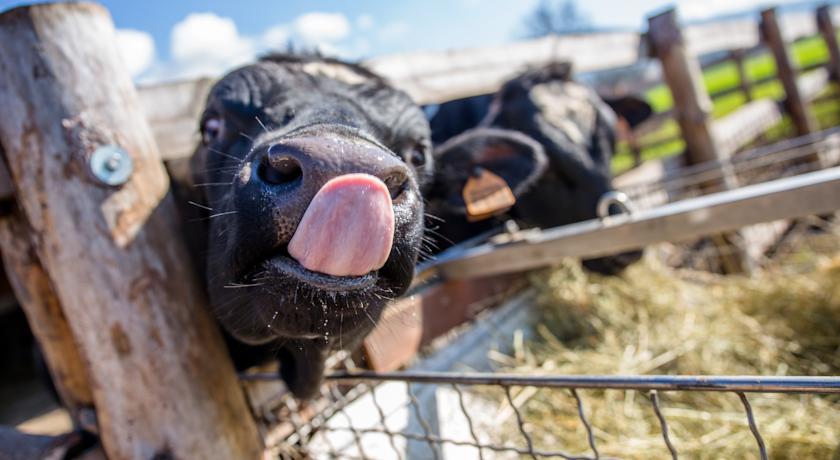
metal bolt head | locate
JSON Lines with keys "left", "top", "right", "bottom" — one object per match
{"left": 90, "top": 145, "right": 133, "bottom": 186}
{"left": 104, "top": 152, "right": 122, "bottom": 172}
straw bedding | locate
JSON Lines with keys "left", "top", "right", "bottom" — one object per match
{"left": 485, "top": 229, "right": 840, "bottom": 459}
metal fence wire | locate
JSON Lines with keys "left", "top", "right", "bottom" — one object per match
{"left": 242, "top": 371, "right": 840, "bottom": 459}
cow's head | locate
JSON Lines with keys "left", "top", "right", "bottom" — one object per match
{"left": 189, "top": 55, "right": 432, "bottom": 397}
{"left": 484, "top": 63, "right": 649, "bottom": 226}
{"left": 427, "top": 63, "right": 650, "bottom": 274}
{"left": 425, "top": 128, "right": 546, "bottom": 249}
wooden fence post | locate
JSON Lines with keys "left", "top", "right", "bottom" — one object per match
{"left": 0, "top": 204, "right": 94, "bottom": 423}
{"left": 761, "top": 7, "right": 816, "bottom": 136}
{"left": 0, "top": 4, "right": 263, "bottom": 459}
{"left": 817, "top": 5, "right": 840, "bottom": 82}
{"left": 648, "top": 9, "right": 724, "bottom": 167}
{"left": 732, "top": 48, "right": 754, "bottom": 102}
{"left": 648, "top": 8, "right": 751, "bottom": 274}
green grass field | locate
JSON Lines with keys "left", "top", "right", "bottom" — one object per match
{"left": 611, "top": 33, "right": 840, "bottom": 174}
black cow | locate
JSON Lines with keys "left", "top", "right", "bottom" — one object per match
{"left": 176, "top": 54, "right": 432, "bottom": 398}
{"left": 426, "top": 63, "right": 651, "bottom": 274}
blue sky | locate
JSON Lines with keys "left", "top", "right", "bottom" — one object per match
{"left": 0, "top": 0, "right": 800, "bottom": 82}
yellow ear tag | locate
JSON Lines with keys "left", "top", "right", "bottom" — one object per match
{"left": 462, "top": 168, "right": 516, "bottom": 222}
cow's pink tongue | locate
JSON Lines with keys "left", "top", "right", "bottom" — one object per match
{"left": 288, "top": 174, "right": 395, "bottom": 277}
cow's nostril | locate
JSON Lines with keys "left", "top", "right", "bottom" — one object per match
{"left": 383, "top": 173, "right": 408, "bottom": 200}
{"left": 259, "top": 154, "right": 302, "bottom": 185}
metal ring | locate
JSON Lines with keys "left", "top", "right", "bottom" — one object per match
{"left": 597, "top": 190, "right": 634, "bottom": 219}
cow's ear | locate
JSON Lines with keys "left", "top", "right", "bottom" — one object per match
{"left": 433, "top": 128, "right": 547, "bottom": 200}
{"left": 602, "top": 95, "right": 653, "bottom": 129}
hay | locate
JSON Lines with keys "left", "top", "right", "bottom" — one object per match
{"left": 486, "top": 230, "right": 840, "bottom": 459}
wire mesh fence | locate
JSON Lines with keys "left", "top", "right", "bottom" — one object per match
{"left": 242, "top": 370, "right": 840, "bottom": 459}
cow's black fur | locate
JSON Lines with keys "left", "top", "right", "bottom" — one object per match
{"left": 179, "top": 54, "right": 432, "bottom": 398}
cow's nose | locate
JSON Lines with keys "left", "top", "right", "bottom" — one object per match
{"left": 254, "top": 135, "right": 411, "bottom": 201}
{"left": 258, "top": 151, "right": 303, "bottom": 186}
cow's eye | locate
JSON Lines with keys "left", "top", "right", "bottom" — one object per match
{"left": 201, "top": 117, "right": 224, "bottom": 144}
{"left": 404, "top": 144, "right": 427, "bottom": 167}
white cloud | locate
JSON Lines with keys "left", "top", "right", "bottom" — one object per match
{"left": 170, "top": 12, "right": 255, "bottom": 79}
{"left": 378, "top": 22, "right": 410, "bottom": 41}
{"left": 262, "top": 24, "right": 291, "bottom": 50}
{"left": 115, "top": 29, "right": 155, "bottom": 78}
{"left": 294, "top": 12, "right": 351, "bottom": 44}
{"left": 356, "top": 14, "right": 374, "bottom": 31}
{"left": 676, "top": 0, "right": 794, "bottom": 19}
{"left": 144, "top": 11, "right": 369, "bottom": 83}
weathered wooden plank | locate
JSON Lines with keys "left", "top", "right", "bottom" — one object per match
{"left": 648, "top": 9, "right": 727, "bottom": 168}
{"left": 715, "top": 99, "right": 783, "bottom": 156}
{"left": 817, "top": 5, "right": 840, "bottom": 82}
{"left": 362, "top": 274, "right": 525, "bottom": 372}
{"left": 682, "top": 11, "right": 819, "bottom": 58}
{"left": 422, "top": 166, "right": 840, "bottom": 281}
{"left": 0, "top": 207, "right": 94, "bottom": 422}
{"left": 649, "top": 8, "right": 749, "bottom": 273}
{"left": 0, "top": 3, "right": 263, "bottom": 459}
{"left": 367, "top": 32, "right": 640, "bottom": 104}
{"left": 762, "top": 7, "right": 816, "bottom": 136}
{"left": 714, "top": 68, "right": 827, "bottom": 156}
{"left": 138, "top": 77, "right": 214, "bottom": 161}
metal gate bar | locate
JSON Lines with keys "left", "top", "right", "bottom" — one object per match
{"left": 416, "top": 166, "right": 840, "bottom": 282}
{"left": 301, "top": 371, "right": 840, "bottom": 394}
{"left": 263, "top": 370, "right": 834, "bottom": 459}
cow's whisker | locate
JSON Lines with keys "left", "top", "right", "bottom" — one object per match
{"left": 207, "top": 147, "right": 242, "bottom": 162}
{"left": 255, "top": 115, "right": 270, "bottom": 134}
{"left": 186, "top": 200, "right": 214, "bottom": 211}
{"left": 208, "top": 210, "right": 238, "bottom": 219}
{"left": 193, "top": 182, "right": 233, "bottom": 188}
{"left": 224, "top": 282, "right": 265, "bottom": 289}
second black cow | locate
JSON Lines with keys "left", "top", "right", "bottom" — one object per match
{"left": 426, "top": 63, "right": 652, "bottom": 274}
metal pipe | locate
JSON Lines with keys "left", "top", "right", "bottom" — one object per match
{"left": 415, "top": 166, "right": 840, "bottom": 282}
{"left": 311, "top": 371, "right": 840, "bottom": 394}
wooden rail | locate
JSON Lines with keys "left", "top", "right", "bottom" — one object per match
{"left": 818, "top": 5, "right": 840, "bottom": 81}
